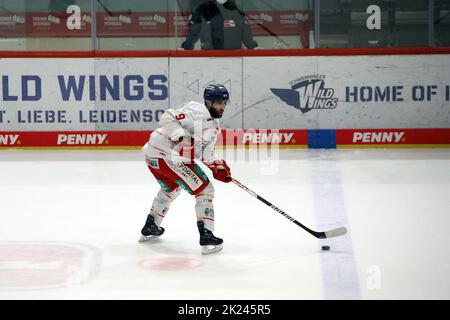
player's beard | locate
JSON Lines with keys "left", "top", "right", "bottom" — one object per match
{"left": 209, "top": 106, "right": 223, "bottom": 118}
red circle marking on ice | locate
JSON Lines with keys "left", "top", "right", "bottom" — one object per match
{"left": 138, "top": 257, "right": 203, "bottom": 271}
{"left": 0, "top": 242, "right": 95, "bottom": 289}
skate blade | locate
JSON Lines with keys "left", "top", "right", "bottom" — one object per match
{"left": 201, "top": 244, "right": 223, "bottom": 255}
{"left": 138, "top": 234, "right": 161, "bottom": 242}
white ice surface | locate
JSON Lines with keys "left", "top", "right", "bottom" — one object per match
{"left": 0, "top": 148, "right": 449, "bottom": 299}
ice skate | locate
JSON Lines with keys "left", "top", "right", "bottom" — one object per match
{"left": 197, "top": 221, "right": 223, "bottom": 255}
{"left": 139, "top": 214, "right": 165, "bottom": 242}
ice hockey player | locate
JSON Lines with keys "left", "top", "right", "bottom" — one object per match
{"left": 140, "top": 84, "right": 231, "bottom": 255}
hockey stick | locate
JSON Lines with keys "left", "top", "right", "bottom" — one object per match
{"left": 231, "top": 178, "right": 347, "bottom": 239}
{"left": 0, "top": 5, "right": 14, "bottom": 14}
{"left": 97, "top": 0, "right": 131, "bottom": 16}
{"left": 234, "top": 8, "right": 291, "bottom": 48}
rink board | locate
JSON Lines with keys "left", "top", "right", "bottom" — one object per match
{"left": 0, "top": 51, "right": 449, "bottom": 149}
{"left": 1, "top": 128, "right": 449, "bottom": 149}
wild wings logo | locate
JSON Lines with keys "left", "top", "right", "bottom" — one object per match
{"left": 271, "top": 75, "right": 338, "bottom": 114}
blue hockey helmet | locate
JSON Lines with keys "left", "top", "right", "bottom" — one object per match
{"left": 203, "top": 84, "right": 229, "bottom": 102}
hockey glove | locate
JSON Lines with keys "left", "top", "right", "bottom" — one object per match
{"left": 207, "top": 160, "right": 232, "bottom": 183}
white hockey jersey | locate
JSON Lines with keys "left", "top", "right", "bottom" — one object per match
{"left": 142, "top": 101, "right": 221, "bottom": 163}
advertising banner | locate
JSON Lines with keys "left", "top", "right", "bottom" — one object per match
{"left": 0, "top": 129, "right": 308, "bottom": 149}
{"left": 0, "top": 58, "right": 169, "bottom": 131}
{"left": 1, "top": 53, "right": 449, "bottom": 149}
{"left": 2, "top": 128, "right": 448, "bottom": 149}
{"left": 0, "top": 11, "right": 311, "bottom": 38}
{"left": 243, "top": 55, "right": 450, "bottom": 129}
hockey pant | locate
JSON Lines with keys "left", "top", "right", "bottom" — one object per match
{"left": 146, "top": 157, "right": 216, "bottom": 231}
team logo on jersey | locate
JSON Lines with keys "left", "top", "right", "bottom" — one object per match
{"left": 224, "top": 20, "right": 236, "bottom": 27}
{"left": 271, "top": 74, "right": 338, "bottom": 114}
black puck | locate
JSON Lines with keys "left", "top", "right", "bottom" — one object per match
{"left": 321, "top": 245, "right": 330, "bottom": 251}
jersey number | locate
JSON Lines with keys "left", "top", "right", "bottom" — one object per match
{"left": 175, "top": 114, "right": 186, "bottom": 121}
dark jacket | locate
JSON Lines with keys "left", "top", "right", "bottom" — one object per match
{"left": 182, "top": 0, "right": 259, "bottom": 50}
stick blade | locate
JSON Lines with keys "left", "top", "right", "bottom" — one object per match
{"left": 324, "top": 227, "right": 347, "bottom": 239}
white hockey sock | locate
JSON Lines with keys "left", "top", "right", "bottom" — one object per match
{"left": 150, "top": 187, "right": 181, "bottom": 226}
{"left": 195, "top": 183, "right": 215, "bottom": 231}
